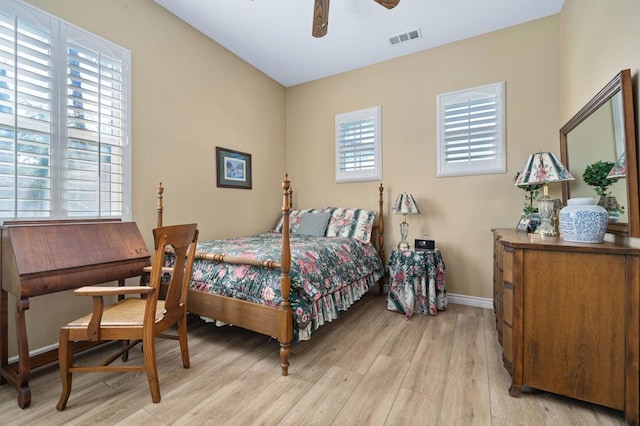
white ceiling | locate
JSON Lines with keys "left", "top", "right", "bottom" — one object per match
{"left": 153, "top": 0, "right": 565, "bottom": 88}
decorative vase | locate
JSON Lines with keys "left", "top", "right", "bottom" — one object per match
{"left": 558, "top": 197, "right": 608, "bottom": 243}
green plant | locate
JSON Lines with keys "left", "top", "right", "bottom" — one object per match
{"left": 583, "top": 160, "right": 625, "bottom": 215}
{"left": 514, "top": 172, "right": 542, "bottom": 215}
{"left": 583, "top": 160, "right": 618, "bottom": 197}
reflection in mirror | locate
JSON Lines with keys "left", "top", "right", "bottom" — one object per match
{"left": 560, "top": 69, "right": 639, "bottom": 237}
{"left": 565, "top": 91, "right": 627, "bottom": 223}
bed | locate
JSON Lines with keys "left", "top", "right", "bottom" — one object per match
{"left": 156, "top": 175, "right": 386, "bottom": 375}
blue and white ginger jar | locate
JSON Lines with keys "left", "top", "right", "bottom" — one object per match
{"left": 558, "top": 197, "right": 608, "bottom": 243}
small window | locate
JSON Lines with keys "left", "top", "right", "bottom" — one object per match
{"left": 335, "top": 106, "right": 382, "bottom": 183}
{"left": 437, "top": 82, "right": 505, "bottom": 177}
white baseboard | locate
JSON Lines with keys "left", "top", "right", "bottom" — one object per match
{"left": 447, "top": 293, "right": 493, "bottom": 310}
{"left": 8, "top": 342, "right": 58, "bottom": 364}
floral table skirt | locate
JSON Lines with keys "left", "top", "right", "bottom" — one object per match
{"left": 386, "top": 248, "right": 447, "bottom": 319}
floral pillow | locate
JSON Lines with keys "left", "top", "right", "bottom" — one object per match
{"left": 325, "top": 207, "right": 377, "bottom": 243}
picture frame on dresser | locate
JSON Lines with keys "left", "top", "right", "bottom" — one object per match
{"left": 515, "top": 214, "right": 529, "bottom": 232}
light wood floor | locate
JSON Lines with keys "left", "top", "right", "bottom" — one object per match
{"left": 0, "top": 294, "right": 627, "bottom": 425}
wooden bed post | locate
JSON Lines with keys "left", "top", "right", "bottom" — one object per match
{"left": 156, "top": 183, "right": 164, "bottom": 228}
{"left": 378, "top": 183, "right": 385, "bottom": 264}
{"left": 378, "top": 183, "right": 386, "bottom": 294}
{"left": 278, "top": 174, "right": 293, "bottom": 376}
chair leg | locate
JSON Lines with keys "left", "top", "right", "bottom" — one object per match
{"left": 178, "top": 315, "right": 190, "bottom": 369}
{"left": 56, "top": 329, "right": 73, "bottom": 411}
{"left": 142, "top": 336, "right": 161, "bottom": 403}
{"left": 121, "top": 340, "right": 130, "bottom": 362}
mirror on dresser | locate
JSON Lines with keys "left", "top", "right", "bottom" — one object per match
{"left": 560, "top": 69, "right": 640, "bottom": 237}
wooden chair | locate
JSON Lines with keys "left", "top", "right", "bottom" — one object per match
{"left": 56, "top": 223, "right": 199, "bottom": 411}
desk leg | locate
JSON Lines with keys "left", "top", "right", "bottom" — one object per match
{"left": 1, "top": 293, "right": 32, "bottom": 408}
{"left": 0, "top": 289, "right": 7, "bottom": 386}
{"left": 15, "top": 296, "right": 31, "bottom": 408}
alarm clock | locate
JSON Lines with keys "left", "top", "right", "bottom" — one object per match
{"left": 414, "top": 239, "right": 435, "bottom": 251}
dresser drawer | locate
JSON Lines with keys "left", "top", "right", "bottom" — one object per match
{"left": 501, "top": 245, "right": 514, "bottom": 373}
{"left": 502, "top": 247, "right": 512, "bottom": 283}
{"left": 502, "top": 317, "right": 513, "bottom": 374}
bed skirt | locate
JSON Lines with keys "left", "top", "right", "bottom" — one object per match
{"left": 197, "top": 269, "right": 383, "bottom": 341}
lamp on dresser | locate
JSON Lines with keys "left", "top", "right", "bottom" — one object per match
{"left": 607, "top": 152, "right": 626, "bottom": 179}
{"left": 514, "top": 151, "right": 574, "bottom": 236}
{"left": 391, "top": 192, "right": 420, "bottom": 251}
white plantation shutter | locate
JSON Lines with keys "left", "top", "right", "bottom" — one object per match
{"left": 0, "top": 8, "right": 53, "bottom": 218}
{"left": 437, "top": 82, "right": 505, "bottom": 177}
{"left": 335, "top": 106, "right": 382, "bottom": 183}
{"left": 0, "top": 0, "right": 130, "bottom": 220}
{"left": 65, "top": 33, "right": 128, "bottom": 217}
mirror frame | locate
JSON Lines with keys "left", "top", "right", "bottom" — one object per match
{"left": 560, "top": 69, "right": 639, "bottom": 237}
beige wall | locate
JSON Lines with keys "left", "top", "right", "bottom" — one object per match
{"left": 7, "top": 0, "right": 639, "bottom": 357}
{"left": 286, "top": 16, "right": 561, "bottom": 300}
{"left": 559, "top": 0, "right": 640, "bottom": 124}
{"left": 9, "top": 0, "right": 286, "bottom": 355}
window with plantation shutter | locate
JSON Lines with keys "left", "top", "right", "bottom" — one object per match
{"left": 436, "top": 82, "right": 505, "bottom": 177}
{"left": 335, "top": 105, "right": 382, "bottom": 183}
{"left": 0, "top": 0, "right": 131, "bottom": 221}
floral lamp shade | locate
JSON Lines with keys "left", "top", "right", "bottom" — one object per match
{"left": 514, "top": 151, "right": 573, "bottom": 237}
{"left": 391, "top": 193, "right": 421, "bottom": 215}
{"left": 514, "top": 151, "right": 574, "bottom": 186}
{"left": 391, "top": 193, "right": 420, "bottom": 251}
{"left": 607, "top": 152, "right": 626, "bottom": 179}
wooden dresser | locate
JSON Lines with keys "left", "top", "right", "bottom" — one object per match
{"left": 491, "top": 228, "right": 639, "bottom": 425}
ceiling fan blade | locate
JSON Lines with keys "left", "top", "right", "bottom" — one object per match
{"left": 312, "top": 0, "right": 330, "bottom": 38}
{"left": 373, "top": 0, "right": 400, "bottom": 9}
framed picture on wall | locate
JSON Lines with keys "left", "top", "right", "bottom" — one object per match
{"left": 216, "top": 146, "right": 252, "bottom": 189}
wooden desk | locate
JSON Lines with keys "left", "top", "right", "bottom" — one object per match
{"left": 386, "top": 248, "right": 447, "bottom": 318}
{"left": 0, "top": 220, "right": 150, "bottom": 408}
{"left": 492, "top": 228, "right": 640, "bottom": 425}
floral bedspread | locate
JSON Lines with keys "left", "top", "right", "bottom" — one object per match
{"left": 167, "top": 231, "right": 384, "bottom": 341}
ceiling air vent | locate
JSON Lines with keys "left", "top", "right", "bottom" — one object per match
{"left": 389, "top": 28, "right": 422, "bottom": 46}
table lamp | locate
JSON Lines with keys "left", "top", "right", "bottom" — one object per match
{"left": 514, "top": 151, "right": 574, "bottom": 236}
{"left": 607, "top": 152, "right": 626, "bottom": 179}
{"left": 391, "top": 192, "right": 421, "bottom": 250}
